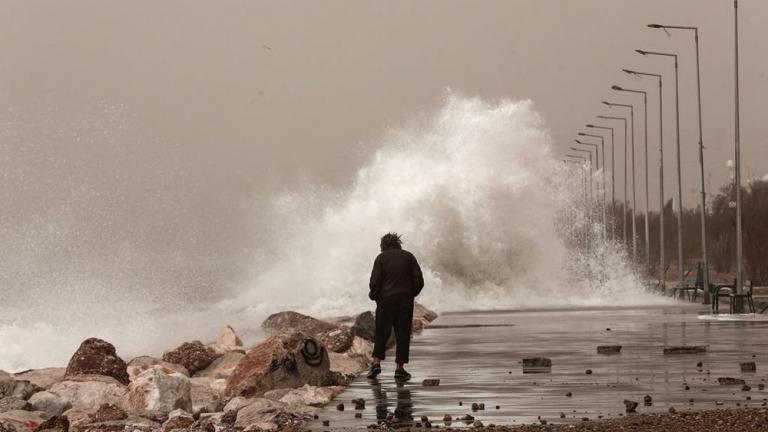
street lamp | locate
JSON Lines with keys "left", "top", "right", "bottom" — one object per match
{"left": 603, "top": 100, "right": 636, "bottom": 262}
{"left": 586, "top": 124, "right": 615, "bottom": 240}
{"left": 636, "top": 48, "right": 685, "bottom": 295}
{"left": 578, "top": 133, "right": 607, "bottom": 235}
{"left": 623, "top": 68, "right": 666, "bottom": 290}
{"left": 648, "top": 22, "right": 711, "bottom": 303}
{"left": 597, "top": 115, "right": 627, "bottom": 245}
{"left": 613, "top": 85, "right": 651, "bottom": 272}
{"left": 565, "top": 154, "right": 590, "bottom": 252}
{"left": 734, "top": 0, "right": 744, "bottom": 301}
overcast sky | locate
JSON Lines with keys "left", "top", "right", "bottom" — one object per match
{"left": 1, "top": 1, "right": 766, "bottom": 293}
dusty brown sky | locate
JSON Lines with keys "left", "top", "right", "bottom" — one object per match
{"left": 0, "top": 1, "right": 766, "bottom": 292}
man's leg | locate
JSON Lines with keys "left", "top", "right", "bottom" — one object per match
{"left": 393, "top": 295, "right": 414, "bottom": 377}
{"left": 369, "top": 297, "right": 395, "bottom": 377}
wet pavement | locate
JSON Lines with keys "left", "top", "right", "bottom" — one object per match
{"left": 308, "top": 304, "right": 768, "bottom": 429}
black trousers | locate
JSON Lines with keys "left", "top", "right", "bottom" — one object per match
{"left": 372, "top": 294, "right": 414, "bottom": 363}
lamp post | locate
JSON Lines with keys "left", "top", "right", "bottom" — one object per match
{"left": 570, "top": 146, "right": 594, "bottom": 201}
{"left": 636, "top": 49, "right": 684, "bottom": 294}
{"left": 566, "top": 154, "right": 590, "bottom": 252}
{"left": 623, "top": 69, "right": 666, "bottom": 290}
{"left": 603, "top": 101, "right": 636, "bottom": 263}
{"left": 597, "top": 115, "right": 627, "bottom": 245}
{"left": 648, "top": 22, "right": 710, "bottom": 303}
{"left": 578, "top": 133, "right": 606, "bottom": 236}
{"left": 733, "top": 0, "right": 744, "bottom": 302}
{"left": 586, "top": 124, "right": 615, "bottom": 240}
{"left": 612, "top": 85, "right": 651, "bottom": 272}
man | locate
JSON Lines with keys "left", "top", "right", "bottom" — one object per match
{"left": 366, "top": 232, "right": 424, "bottom": 380}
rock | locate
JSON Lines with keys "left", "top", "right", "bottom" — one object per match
{"left": 414, "top": 303, "right": 438, "bottom": 322}
{"left": 160, "top": 409, "right": 194, "bottom": 432}
{"left": 0, "top": 398, "right": 29, "bottom": 413}
{"left": 13, "top": 369, "right": 66, "bottom": 390}
{"left": 522, "top": 358, "right": 551, "bottom": 374}
{"left": 742, "top": 384, "right": 752, "bottom": 391}
{"left": 28, "top": 392, "right": 70, "bottom": 417}
{"left": 222, "top": 396, "right": 252, "bottom": 413}
{"left": 352, "top": 398, "right": 365, "bottom": 410}
{"left": 327, "top": 351, "right": 369, "bottom": 377}
{"left": 669, "top": 406, "right": 677, "bottom": 413}
{"left": 33, "top": 415, "right": 68, "bottom": 432}
{"left": 208, "top": 326, "right": 245, "bottom": 356}
{"left": 718, "top": 377, "right": 746, "bottom": 386}
{"left": 0, "top": 380, "right": 42, "bottom": 400}
{"left": 194, "top": 352, "right": 245, "bottom": 379}
{"left": 88, "top": 403, "right": 128, "bottom": 423}
{"left": 83, "top": 416, "right": 159, "bottom": 432}
{"left": 225, "top": 329, "right": 337, "bottom": 398}
{"left": 623, "top": 400, "right": 638, "bottom": 413}
{"left": 47, "top": 376, "right": 125, "bottom": 412}
{"left": 472, "top": 420, "right": 483, "bottom": 427}
{"left": 335, "top": 403, "right": 344, "bottom": 411}
{"left": 565, "top": 392, "right": 572, "bottom": 397}
{"left": 233, "top": 399, "right": 287, "bottom": 429}
{"left": 422, "top": 379, "right": 440, "bottom": 387}
{"left": 189, "top": 377, "right": 225, "bottom": 415}
{"left": 350, "top": 312, "right": 376, "bottom": 342}
{"left": 597, "top": 345, "right": 622, "bottom": 355}
{"left": 740, "top": 362, "right": 757, "bottom": 373}
{"left": 120, "top": 366, "right": 192, "bottom": 420}
{"left": 127, "top": 356, "right": 189, "bottom": 381}
{"left": 64, "top": 338, "right": 129, "bottom": 385}
{"left": 644, "top": 395, "right": 653, "bottom": 406}
{"left": 261, "top": 311, "right": 353, "bottom": 353}
{"left": 162, "top": 341, "right": 221, "bottom": 375}
{"left": 663, "top": 346, "right": 707, "bottom": 355}
{"left": 585, "top": 369, "right": 593, "bottom": 375}
{"left": 268, "top": 385, "right": 343, "bottom": 408}
{"left": 0, "top": 410, "right": 48, "bottom": 432}
{"left": 442, "top": 414, "right": 451, "bottom": 422}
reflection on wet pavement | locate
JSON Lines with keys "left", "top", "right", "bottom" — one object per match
{"left": 309, "top": 305, "right": 768, "bottom": 429}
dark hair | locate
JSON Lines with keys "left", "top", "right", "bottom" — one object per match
{"left": 380, "top": 232, "right": 403, "bottom": 251}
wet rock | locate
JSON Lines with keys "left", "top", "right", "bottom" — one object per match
{"left": 597, "top": 345, "right": 622, "bottom": 355}
{"left": 559, "top": 412, "right": 566, "bottom": 418}
{"left": 194, "top": 352, "right": 245, "bottom": 379}
{"left": 718, "top": 377, "right": 746, "bottom": 386}
{"left": 119, "top": 365, "right": 192, "bottom": 420}
{"left": 262, "top": 311, "right": 353, "bottom": 353}
{"left": 64, "top": 338, "right": 129, "bottom": 385}
{"left": 585, "top": 369, "right": 593, "bottom": 375}
{"left": 443, "top": 414, "right": 452, "bottom": 422}
{"left": 336, "top": 403, "right": 344, "bottom": 411}
{"left": 162, "top": 341, "right": 221, "bottom": 375}
{"left": 740, "top": 361, "right": 757, "bottom": 373}
{"left": 565, "top": 392, "right": 572, "bottom": 397}
{"left": 742, "top": 384, "right": 752, "bottom": 391}
{"left": 33, "top": 415, "right": 68, "bottom": 432}
{"left": 354, "top": 412, "right": 362, "bottom": 419}
{"left": 208, "top": 325, "right": 244, "bottom": 355}
{"left": 47, "top": 376, "right": 125, "bottom": 412}
{"left": 127, "top": 356, "right": 189, "bottom": 381}
{"left": 233, "top": 399, "right": 295, "bottom": 430}
{"left": 88, "top": 403, "right": 128, "bottom": 423}
{"left": 669, "top": 406, "right": 677, "bottom": 413}
{"left": 644, "top": 395, "right": 653, "bottom": 406}
{"left": 13, "top": 369, "right": 66, "bottom": 390}
{"left": 189, "top": 377, "right": 225, "bottom": 415}
{"left": 623, "top": 400, "right": 638, "bottom": 413}
{"left": 0, "top": 380, "right": 41, "bottom": 400}
{"left": 225, "top": 329, "right": 336, "bottom": 398}
{"left": 350, "top": 311, "right": 376, "bottom": 342}
{"left": 352, "top": 398, "right": 365, "bottom": 410}
{"left": 696, "top": 361, "right": 703, "bottom": 368}
{"left": 269, "top": 384, "right": 343, "bottom": 407}
{"left": 422, "top": 379, "right": 440, "bottom": 387}
{"left": 414, "top": 303, "right": 438, "bottom": 322}
{"left": 759, "top": 383, "right": 766, "bottom": 390}
{"left": 663, "top": 346, "right": 707, "bottom": 355}
{"left": 0, "top": 410, "right": 48, "bottom": 432}
{"left": 327, "top": 351, "right": 368, "bottom": 377}
{"left": 83, "top": 415, "right": 160, "bottom": 432}
{"left": 522, "top": 358, "right": 551, "bottom": 374}
{"left": 471, "top": 402, "right": 480, "bottom": 411}
{"left": 0, "top": 398, "right": 29, "bottom": 414}
{"left": 27, "top": 392, "right": 70, "bottom": 417}
{"left": 472, "top": 420, "right": 483, "bottom": 427}
{"left": 160, "top": 409, "right": 194, "bottom": 432}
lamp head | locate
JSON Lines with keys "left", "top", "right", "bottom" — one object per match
{"left": 601, "top": 101, "right": 611, "bottom": 106}
{"left": 636, "top": 49, "right": 648, "bottom": 55}
{"left": 577, "top": 132, "right": 586, "bottom": 136}
{"left": 586, "top": 124, "right": 595, "bottom": 128}
{"left": 622, "top": 68, "right": 637, "bottom": 75}
{"left": 647, "top": 24, "right": 663, "bottom": 28}
{"left": 611, "top": 85, "right": 623, "bottom": 91}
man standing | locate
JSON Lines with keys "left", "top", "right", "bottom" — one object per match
{"left": 366, "top": 232, "right": 424, "bottom": 380}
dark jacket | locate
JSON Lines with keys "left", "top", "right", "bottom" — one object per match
{"left": 368, "top": 248, "right": 424, "bottom": 301}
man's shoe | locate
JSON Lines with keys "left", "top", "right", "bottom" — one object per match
{"left": 366, "top": 365, "right": 382, "bottom": 379}
{"left": 394, "top": 368, "right": 411, "bottom": 381}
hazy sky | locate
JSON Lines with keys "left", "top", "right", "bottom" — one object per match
{"left": 1, "top": 1, "right": 766, "bottom": 294}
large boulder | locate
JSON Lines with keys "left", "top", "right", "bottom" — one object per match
{"left": 414, "top": 302, "right": 438, "bottom": 322}
{"left": 0, "top": 380, "right": 41, "bottom": 400}
{"left": 265, "top": 385, "right": 344, "bottom": 407}
{"left": 225, "top": 329, "right": 337, "bottom": 398}
{"left": 0, "top": 398, "right": 29, "bottom": 413}
{"left": 126, "top": 356, "right": 189, "bottom": 381}
{"left": 208, "top": 326, "right": 244, "bottom": 355}
{"left": 189, "top": 378, "right": 225, "bottom": 415}
{"left": 194, "top": 352, "right": 244, "bottom": 379}
{"left": 119, "top": 366, "right": 192, "bottom": 421}
{"left": 162, "top": 341, "right": 221, "bottom": 375}
{"left": 64, "top": 338, "right": 129, "bottom": 385}
{"left": 350, "top": 312, "right": 395, "bottom": 348}
{"left": 0, "top": 410, "right": 48, "bottom": 432}
{"left": 27, "top": 392, "right": 71, "bottom": 417}
{"left": 262, "top": 311, "right": 353, "bottom": 353}
{"left": 14, "top": 369, "right": 66, "bottom": 390}
{"left": 47, "top": 375, "right": 126, "bottom": 413}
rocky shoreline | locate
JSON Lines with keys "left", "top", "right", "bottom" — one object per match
{"left": 0, "top": 303, "right": 438, "bottom": 432}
